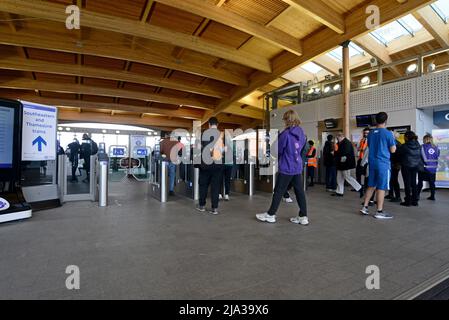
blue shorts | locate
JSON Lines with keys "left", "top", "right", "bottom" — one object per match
{"left": 368, "top": 166, "right": 391, "bottom": 191}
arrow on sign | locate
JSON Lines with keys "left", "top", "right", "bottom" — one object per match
{"left": 32, "top": 136, "right": 47, "bottom": 152}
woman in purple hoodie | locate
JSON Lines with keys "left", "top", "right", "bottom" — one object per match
{"left": 256, "top": 110, "right": 309, "bottom": 225}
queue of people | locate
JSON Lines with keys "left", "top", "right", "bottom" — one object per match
{"left": 183, "top": 110, "right": 442, "bottom": 223}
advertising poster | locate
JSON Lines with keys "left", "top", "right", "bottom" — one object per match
{"left": 433, "top": 129, "right": 449, "bottom": 188}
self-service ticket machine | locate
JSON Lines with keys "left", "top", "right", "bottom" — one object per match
{"left": 0, "top": 99, "right": 32, "bottom": 223}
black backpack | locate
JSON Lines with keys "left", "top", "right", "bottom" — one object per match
{"left": 91, "top": 141, "right": 99, "bottom": 155}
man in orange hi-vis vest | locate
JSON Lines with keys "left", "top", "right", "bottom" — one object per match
{"left": 306, "top": 140, "right": 317, "bottom": 187}
{"left": 356, "top": 128, "right": 370, "bottom": 198}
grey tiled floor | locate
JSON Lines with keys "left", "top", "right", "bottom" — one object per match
{"left": 1, "top": 181, "right": 448, "bottom": 300}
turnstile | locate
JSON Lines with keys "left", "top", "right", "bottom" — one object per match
{"left": 229, "top": 163, "right": 255, "bottom": 196}
{"left": 58, "top": 154, "right": 97, "bottom": 202}
{"left": 174, "top": 164, "right": 199, "bottom": 200}
{"left": 255, "top": 164, "right": 277, "bottom": 193}
{"left": 148, "top": 159, "right": 169, "bottom": 203}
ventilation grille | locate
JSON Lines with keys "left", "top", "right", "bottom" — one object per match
{"left": 418, "top": 70, "right": 449, "bottom": 108}
{"left": 350, "top": 78, "right": 416, "bottom": 116}
{"left": 318, "top": 95, "right": 343, "bottom": 120}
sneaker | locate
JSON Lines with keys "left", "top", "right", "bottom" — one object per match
{"left": 331, "top": 193, "right": 344, "bottom": 197}
{"left": 427, "top": 196, "right": 436, "bottom": 201}
{"left": 369, "top": 200, "right": 375, "bottom": 207}
{"left": 219, "top": 194, "right": 223, "bottom": 200}
{"left": 326, "top": 189, "right": 336, "bottom": 193}
{"left": 360, "top": 206, "right": 370, "bottom": 216}
{"left": 256, "top": 213, "right": 276, "bottom": 223}
{"left": 196, "top": 205, "right": 206, "bottom": 213}
{"left": 224, "top": 194, "right": 229, "bottom": 201}
{"left": 374, "top": 212, "right": 394, "bottom": 220}
{"left": 283, "top": 197, "right": 294, "bottom": 203}
{"left": 290, "top": 216, "right": 309, "bottom": 225}
{"left": 209, "top": 208, "right": 219, "bottom": 215}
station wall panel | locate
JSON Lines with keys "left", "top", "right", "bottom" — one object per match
{"left": 418, "top": 70, "right": 449, "bottom": 109}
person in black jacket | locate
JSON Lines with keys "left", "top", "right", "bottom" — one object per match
{"left": 397, "top": 131, "right": 423, "bottom": 207}
{"left": 386, "top": 131, "right": 402, "bottom": 203}
{"left": 195, "top": 117, "right": 224, "bottom": 215}
{"left": 80, "top": 133, "right": 98, "bottom": 183}
{"left": 67, "top": 138, "right": 80, "bottom": 182}
{"left": 333, "top": 132, "right": 361, "bottom": 196}
{"left": 323, "top": 134, "right": 337, "bottom": 192}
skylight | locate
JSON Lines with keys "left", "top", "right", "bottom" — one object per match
{"left": 370, "top": 14, "right": 423, "bottom": 46}
{"left": 327, "top": 43, "right": 366, "bottom": 61}
{"left": 301, "top": 62, "right": 323, "bottom": 74}
{"left": 431, "top": 0, "right": 449, "bottom": 22}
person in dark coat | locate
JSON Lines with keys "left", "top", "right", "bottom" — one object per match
{"left": 67, "top": 138, "right": 80, "bottom": 182}
{"left": 386, "top": 131, "right": 402, "bottom": 202}
{"left": 323, "top": 134, "right": 337, "bottom": 192}
{"left": 333, "top": 132, "right": 361, "bottom": 196}
{"left": 397, "top": 131, "right": 424, "bottom": 207}
{"left": 79, "top": 133, "right": 97, "bottom": 183}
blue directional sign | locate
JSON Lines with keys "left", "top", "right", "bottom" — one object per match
{"left": 32, "top": 136, "right": 47, "bottom": 152}
{"left": 21, "top": 101, "right": 57, "bottom": 161}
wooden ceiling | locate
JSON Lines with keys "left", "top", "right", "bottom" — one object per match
{"left": 0, "top": 0, "right": 442, "bottom": 130}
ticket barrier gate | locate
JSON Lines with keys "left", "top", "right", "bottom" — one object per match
{"left": 255, "top": 164, "right": 277, "bottom": 193}
{"left": 174, "top": 164, "right": 199, "bottom": 200}
{"left": 254, "top": 162, "right": 308, "bottom": 193}
{"left": 148, "top": 158, "right": 169, "bottom": 203}
{"left": 229, "top": 163, "right": 255, "bottom": 196}
{"left": 58, "top": 154, "right": 97, "bottom": 202}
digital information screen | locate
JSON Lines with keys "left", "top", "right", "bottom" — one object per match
{"left": 0, "top": 106, "right": 15, "bottom": 169}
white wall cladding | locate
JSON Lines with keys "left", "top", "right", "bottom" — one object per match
{"left": 349, "top": 89, "right": 378, "bottom": 116}
{"left": 418, "top": 70, "right": 449, "bottom": 108}
{"left": 350, "top": 78, "right": 416, "bottom": 116}
{"left": 271, "top": 70, "right": 449, "bottom": 129}
{"left": 317, "top": 95, "right": 343, "bottom": 120}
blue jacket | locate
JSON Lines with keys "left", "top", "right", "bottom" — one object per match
{"left": 277, "top": 126, "right": 307, "bottom": 175}
{"left": 422, "top": 144, "right": 440, "bottom": 174}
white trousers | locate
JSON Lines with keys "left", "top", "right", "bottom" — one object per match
{"left": 337, "top": 170, "right": 362, "bottom": 195}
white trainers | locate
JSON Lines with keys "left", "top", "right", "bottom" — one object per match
{"left": 360, "top": 206, "right": 370, "bottom": 216}
{"left": 224, "top": 194, "right": 229, "bottom": 201}
{"left": 290, "top": 216, "right": 309, "bottom": 225}
{"left": 374, "top": 212, "right": 393, "bottom": 220}
{"left": 219, "top": 194, "right": 223, "bottom": 200}
{"left": 256, "top": 213, "right": 276, "bottom": 223}
{"left": 283, "top": 197, "right": 294, "bottom": 203}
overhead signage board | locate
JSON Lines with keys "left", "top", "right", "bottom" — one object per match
{"left": 21, "top": 101, "right": 57, "bottom": 162}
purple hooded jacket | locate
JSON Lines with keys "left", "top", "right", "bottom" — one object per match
{"left": 277, "top": 126, "right": 307, "bottom": 175}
